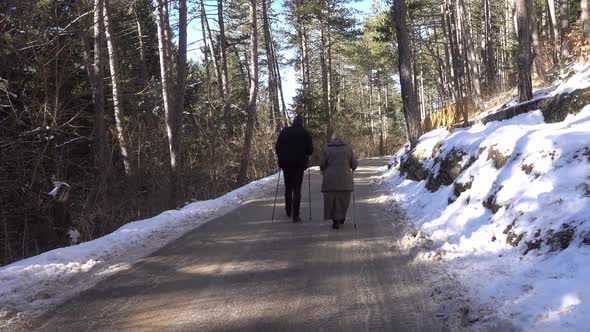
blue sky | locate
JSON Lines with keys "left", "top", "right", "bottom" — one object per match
{"left": 187, "top": 0, "right": 379, "bottom": 111}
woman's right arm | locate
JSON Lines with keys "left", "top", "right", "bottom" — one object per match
{"left": 320, "top": 147, "right": 328, "bottom": 171}
{"left": 349, "top": 146, "right": 358, "bottom": 171}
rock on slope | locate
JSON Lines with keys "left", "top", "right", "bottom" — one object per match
{"left": 383, "top": 81, "right": 590, "bottom": 331}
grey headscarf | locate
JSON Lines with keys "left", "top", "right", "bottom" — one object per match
{"left": 293, "top": 114, "right": 304, "bottom": 127}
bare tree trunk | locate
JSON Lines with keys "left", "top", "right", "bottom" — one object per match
{"left": 378, "top": 79, "right": 385, "bottom": 155}
{"left": 79, "top": 10, "right": 96, "bottom": 93}
{"left": 421, "top": 68, "right": 426, "bottom": 118}
{"left": 440, "top": 3, "right": 454, "bottom": 101}
{"left": 237, "top": 0, "right": 258, "bottom": 186}
{"left": 296, "top": 15, "right": 308, "bottom": 123}
{"left": 412, "top": 43, "right": 419, "bottom": 106}
{"left": 393, "top": 0, "right": 421, "bottom": 147}
{"left": 161, "top": 0, "right": 174, "bottom": 96}
{"left": 262, "top": 0, "right": 280, "bottom": 130}
{"left": 218, "top": 0, "right": 232, "bottom": 136}
{"left": 445, "top": 0, "right": 463, "bottom": 102}
{"left": 156, "top": 0, "right": 173, "bottom": 125}
{"left": 103, "top": 0, "right": 133, "bottom": 176}
{"left": 244, "top": 45, "right": 252, "bottom": 84}
{"left": 483, "top": 0, "right": 496, "bottom": 90}
{"left": 175, "top": 0, "right": 188, "bottom": 120}
{"left": 358, "top": 83, "right": 365, "bottom": 130}
{"left": 501, "top": 0, "right": 510, "bottom": 88}
{"left": 297, "top": 15, "right": 306, "bottom": 98}
{"left": 235, "top": 45, "right": 251, "bottom": 90}
{"left": 327, "top": 29, "right": 334, "bottom": 121}
{"left": 431, "top": 16, "right": 449, "bottom": 102}
{"left": 530, "top": 13, "right": 547, "bottom": 79}
{"left": 582, "top": 0, "right": 590, "bottom": 41}
{"left": 369, "top": 71, "right": 375, "bottom": 146}
{"left": 458, "top": 0, "right": 483, "bottom": 116}
{"left": 320, "top": 24, "right": 331, "bottom": 142}
{"left": 302, "top": 25, "right": 311, "bottom": 116}
{"left": 383, "top": 80, "right": 389, "bottom": 142}
{"left": 133, "top": 0, "right": 148, "bottom": 89}
{"left": 92, "top": 0, "right": 106, "bottom": 167}
{"left": 200, "top": 0, "right": 223, "bottom": 101}
{"left": 516, "top": 0, "right": 535, "bottom": 101}
{"left": 271, "top": 41, "right": 289, "bottom": 126}
{"left": 559, "top": 0, "right": 570, "bottom": 58}
{"left": 453, "top": 0, "right": 467, "bottom": 99}
{"left": 547, "top": 0, "right": 560, "bottom": 64}
{"left": 199, "top": 0, "right": 211, "bottom": 99}
{"left": 156, "top": 0, "right": 177, "bottom": 205}
{"left": 170, "top": 0, "right": 187, "bottom": 203}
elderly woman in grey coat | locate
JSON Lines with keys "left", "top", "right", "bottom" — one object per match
{"left": 320, "top": 132, "right": 358, "bottom": 229}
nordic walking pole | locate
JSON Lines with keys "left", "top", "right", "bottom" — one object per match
{"left": 271, "top": 170, "right": 281, "bottom": 222}
{"left": 353, "top": 172, "right": 357, "bottom": 229}
{"left": 308, "top": 167, "right": 312, "bottom": 221}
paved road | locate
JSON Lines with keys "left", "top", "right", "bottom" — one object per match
{"left": 24, "top": 158, "right": 445, "bottom": 331}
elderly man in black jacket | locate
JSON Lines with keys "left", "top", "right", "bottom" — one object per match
{"left": 275, "top": 115, "right": 313, "bottom": 222}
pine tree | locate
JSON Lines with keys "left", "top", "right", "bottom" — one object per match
{"left": 392, "top": 0, "right": 421, "bottom": 147}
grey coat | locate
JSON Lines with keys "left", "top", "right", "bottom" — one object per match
{"left": 320, "top": 141, "right": 358, "bottom": 192}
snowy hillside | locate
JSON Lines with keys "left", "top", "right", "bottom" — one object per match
{"left": 382, "top": 70, "right": 590, "bottom": 331}
{"left": 0, "top": 174, "right": 277, "bottom": 327}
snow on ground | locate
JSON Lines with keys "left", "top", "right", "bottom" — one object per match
{"left": 382, "top": 101, "right": 590, "bottom": 330}
{"left": 0, "top": 173, "right": 278, "bottom": 325}
{"left": 476, "top": 62, "right": 590, "bottom": 121}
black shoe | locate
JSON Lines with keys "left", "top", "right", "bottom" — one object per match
{"left": 286, "top": 210, "right": 291, "bottom": 217}
{"left": 339, "top": 219, "right": 345, "bottom": 224}
{"left": 332, "top": 220, "right": 339, "bottom": 229}
{"left": 292, "top": 216, "right": 301, "bottom": 223}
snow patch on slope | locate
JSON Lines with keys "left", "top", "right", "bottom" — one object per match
{"left": 476, "top": 62, "right": 590, "bottom": 120}
{"left": 382, "top": 106, "right": 590, "bottom": 331}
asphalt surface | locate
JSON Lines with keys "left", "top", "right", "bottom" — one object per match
{"left": 24, "top": 158, "right": 445, "bottom": 331}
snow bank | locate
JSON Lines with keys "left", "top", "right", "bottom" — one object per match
{"left": 382, "top": 106, "right": 590, "bottom": 331}
{"left": 0, "top": 173, "right": 277, "bottom": 319}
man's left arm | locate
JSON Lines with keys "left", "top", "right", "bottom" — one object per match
{"left": 305, "top": 131, "right": 313, "bottom": 156}
{"left": 275, "top": 131, "right": 284, "bottom": 168}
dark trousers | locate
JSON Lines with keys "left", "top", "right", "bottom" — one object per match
{"left": 283, "top": 167, "right": 305, "bottom": 218}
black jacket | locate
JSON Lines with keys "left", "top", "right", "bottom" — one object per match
{"left": 275, "top": 122, "right": 313, "bottom": 169}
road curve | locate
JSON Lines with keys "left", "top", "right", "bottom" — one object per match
{"left": 22, "top": 158, "right": 446, "bottom": 332}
